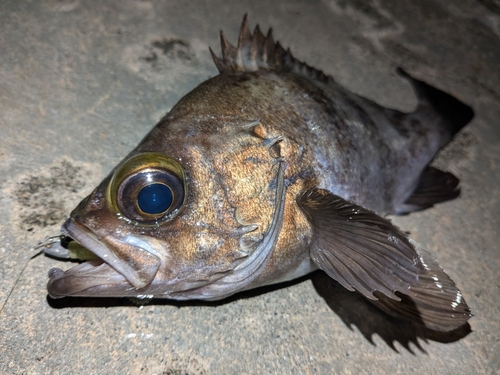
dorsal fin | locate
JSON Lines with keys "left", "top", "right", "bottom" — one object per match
{"left": 210, "top": 15, "right": 331, "bottom": 84}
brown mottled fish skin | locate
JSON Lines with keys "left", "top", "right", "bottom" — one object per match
{"left": 46, "top": 16, "right": 474, "bottom": 332}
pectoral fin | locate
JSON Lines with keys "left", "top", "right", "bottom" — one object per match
{"left": 297, "top": 188, "right": 471, "bottom": 331}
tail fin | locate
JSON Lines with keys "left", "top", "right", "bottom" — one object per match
{"left": 397, "top": 68, "right": 474, "bottom": 138}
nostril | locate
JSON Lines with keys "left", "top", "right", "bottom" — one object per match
{"left": 74, "top": 195, "right": 91, "bottom": 212}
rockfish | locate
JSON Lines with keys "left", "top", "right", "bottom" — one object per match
{"left": 44, "top": 16, "right": 473, "bottom": 332}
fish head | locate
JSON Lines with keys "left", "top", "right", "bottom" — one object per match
{"left": 47, "top": 98, "right": 292, "bottom": 300}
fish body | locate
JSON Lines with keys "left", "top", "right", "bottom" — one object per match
{"left": 46, "top": 17, "right": 473, "bottom": 331}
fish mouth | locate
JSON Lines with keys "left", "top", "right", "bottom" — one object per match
{"left": 46, "top": 219, "right": 161, "bottom": 298}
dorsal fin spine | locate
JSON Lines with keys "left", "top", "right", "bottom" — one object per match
{"left": 211, "top": 15, "right": 331, "bottom": 84}
{"left": 209, "top": 47, "right": 225, "bottom": 72}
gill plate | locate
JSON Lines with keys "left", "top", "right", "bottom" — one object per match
{"left": 184, "top": 161, "right": 286, "bottom": 300}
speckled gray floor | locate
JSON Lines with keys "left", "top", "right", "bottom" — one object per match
{"left": 1, "top": 1, "right": 499, "bottom": 374}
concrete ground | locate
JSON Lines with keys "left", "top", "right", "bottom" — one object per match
{"left": 1, "top": 0, "right": 499, "bottom": 374}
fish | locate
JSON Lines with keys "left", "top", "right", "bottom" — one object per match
{"left": 44, "top": 15, "right": 473, "bottom": 332}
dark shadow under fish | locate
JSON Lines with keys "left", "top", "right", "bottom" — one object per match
{"left": 44, "top": 16, "right": 474, "bottom": 332}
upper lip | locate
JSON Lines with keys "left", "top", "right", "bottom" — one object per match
{"left": 63, "top": 218, "right": 161, "bottom": 287}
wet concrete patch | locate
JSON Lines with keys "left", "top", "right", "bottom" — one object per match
{"left": 7, "top": 160, "right": 100, "bottom": 234}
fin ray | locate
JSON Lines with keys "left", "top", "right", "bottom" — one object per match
{"left": 211, "top": 15, "right": 331, "bottom": 83}
{"left": 398, "top": 166, "right": 460, "bottom": 214}
{"left": 297, "top": 188, "right": 471, "bottom": 331}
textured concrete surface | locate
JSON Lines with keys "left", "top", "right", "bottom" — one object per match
{"left": 1, "top": 0, "right": 499, "bottom": 374}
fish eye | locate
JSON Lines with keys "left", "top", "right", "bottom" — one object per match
{"left": 118, "top": 170, "right": 183, "bottom": 221}
{"left": 108, "top": 153, "right": 187, "bottom": 225}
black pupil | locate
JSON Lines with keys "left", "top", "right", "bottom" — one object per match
{"left": 137, "top": 183, "right": 173, "bottom": 214}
